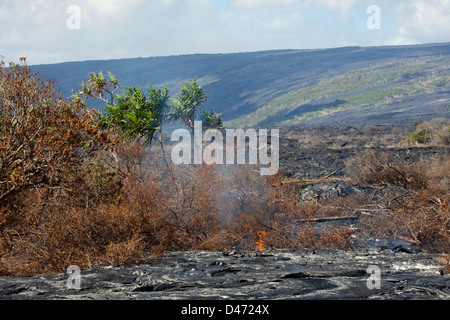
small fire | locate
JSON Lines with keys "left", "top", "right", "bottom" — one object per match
{"left": 255, "top": 231, "right": 267, "bottom": 251}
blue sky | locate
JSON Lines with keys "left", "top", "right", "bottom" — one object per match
{"left": 0, "top": 0, "right": 449, "bottom": 65}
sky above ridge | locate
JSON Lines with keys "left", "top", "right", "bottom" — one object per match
{"left": 0, "top": 0, "right": 449, "bottom": 65}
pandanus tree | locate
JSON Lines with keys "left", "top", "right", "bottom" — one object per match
{"left": 72, "top": 71, "right": 170, "bottom": 147}
{"left": 97, "top": 85, "right": 170, "bottom": 147}
{"left": 170, "top": 80, "right": 222, "bottom": 133}
{"left": 72, "top": 70, "right": 119, "bottom": 106}
{"left": 201, "top": 109, "right": 223, "bottom": 130}
{"left": 72, "top": 71, "right": 176, "bottom": 187}
{"left": 73, "top": 74, "right": 225, "bottom": 156}
{"left": 74, "top": 75, "right": 222, "bottom": 145}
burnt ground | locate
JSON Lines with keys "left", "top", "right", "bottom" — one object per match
{"left": 0, "top": 124, "right": 449, "bottom": 301}
{"left": 279, "top": 124, "right": 449, "bottom": 179}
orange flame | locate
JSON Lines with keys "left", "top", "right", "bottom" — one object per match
{"left": 255, "top": 231, "right": 267, "bottom": 251}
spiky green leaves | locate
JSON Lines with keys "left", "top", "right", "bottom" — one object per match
{"left": 98, "top": 85, "right": 170, "bottom": 146}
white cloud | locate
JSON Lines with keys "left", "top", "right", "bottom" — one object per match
{"left": 392, "top": 0, "right": 450, "bottom": 44}
{"left": 0, "top": 0, "right": 448, "bottom": 65}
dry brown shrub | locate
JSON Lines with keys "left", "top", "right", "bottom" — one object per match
{"left": 318, "top": 227, "right": 355, "bottom": 249}
{"left": 346, "top": 149, "right": 429, "bottom": 189}
{"left": 103, "top": 235, "right": 147, "bottom": 267}
{"left": 1, "top": 174, "right": 161, "bottom": 275}
{"left": 1, "top": 160, "right": 360, "bottom": 276}
{"left": 0, "top": 57, "right": 120, "bottom": 275}
{"left": 0, "top": 58, "right": 105, "bottom": 205}
{"left": 213, "top": 170, "right": 355, "bottom": 251}
{"left": 358, "top": 191, "right": 449, "bottom": 253}
{"left": 363, "top": 125, "right": 380, "bottom": 136}
{"left": 351, "top": 152, "right": 450, "bottom": 253}
{"left": 0, "top": 141, "right": 154, "bottom": 275}
{"left": 424, "top": 155, "right": 450, "bottom": 197}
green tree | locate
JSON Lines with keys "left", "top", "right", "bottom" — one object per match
{"left": 72, "top": 71, "right": 170, "bottom": 147}
{"left": 98, "top": 85, "right": 170, "bottom": 146}
{"left": 72, "top": 71, "right": 119, "bottom": 106}
{"left": 170, "top": 80, "right": 207, "bottom": 133}
{"left": 201, "top": 109, "right": 223, "bottom": 130}
{"left": 170, "top": 80, "right": 222, "bottom": 132}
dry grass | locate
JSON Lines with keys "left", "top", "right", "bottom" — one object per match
{"left": 346, "top": 149, "right": 432, "bottom": 189}
{"left": 2, "top": 142, "right": 448, "bottom": 276}
{"left": 347, "top": 149, "right": 450, "bottom": 253}
{"left": 1, "top": 137, "right": 448, "bottom": 277}
{"left": 0, "top": 154, "right": 359, "bottom": 276}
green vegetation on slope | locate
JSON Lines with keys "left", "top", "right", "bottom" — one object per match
{"left": 226, "top": 57, "right": 450, "bottom": 127}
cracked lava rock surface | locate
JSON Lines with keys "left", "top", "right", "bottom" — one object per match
{"left": 1, "top": 249, "right": 448, "bottom": 300}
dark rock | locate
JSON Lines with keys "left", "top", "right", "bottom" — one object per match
{"left": 210, "top": 267, "right": 241, "bottom": 277}
{"left": 379, "top": 245, "right": 414, "bottom": 254}
{"left": 281, "top": 272, "right": 312, "bottom": 279}
{"left": 132, "top": 283, "right": 177, "bottom": 292}
{"left": 298, "top": 181, "right": 363, "bottom": 202}
{"left": 1, "top": 249, "right": 448, "bottom": 300}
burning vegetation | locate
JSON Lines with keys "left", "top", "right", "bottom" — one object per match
{"left": 0, "top": 59, "right": 449, "bottom": 277}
